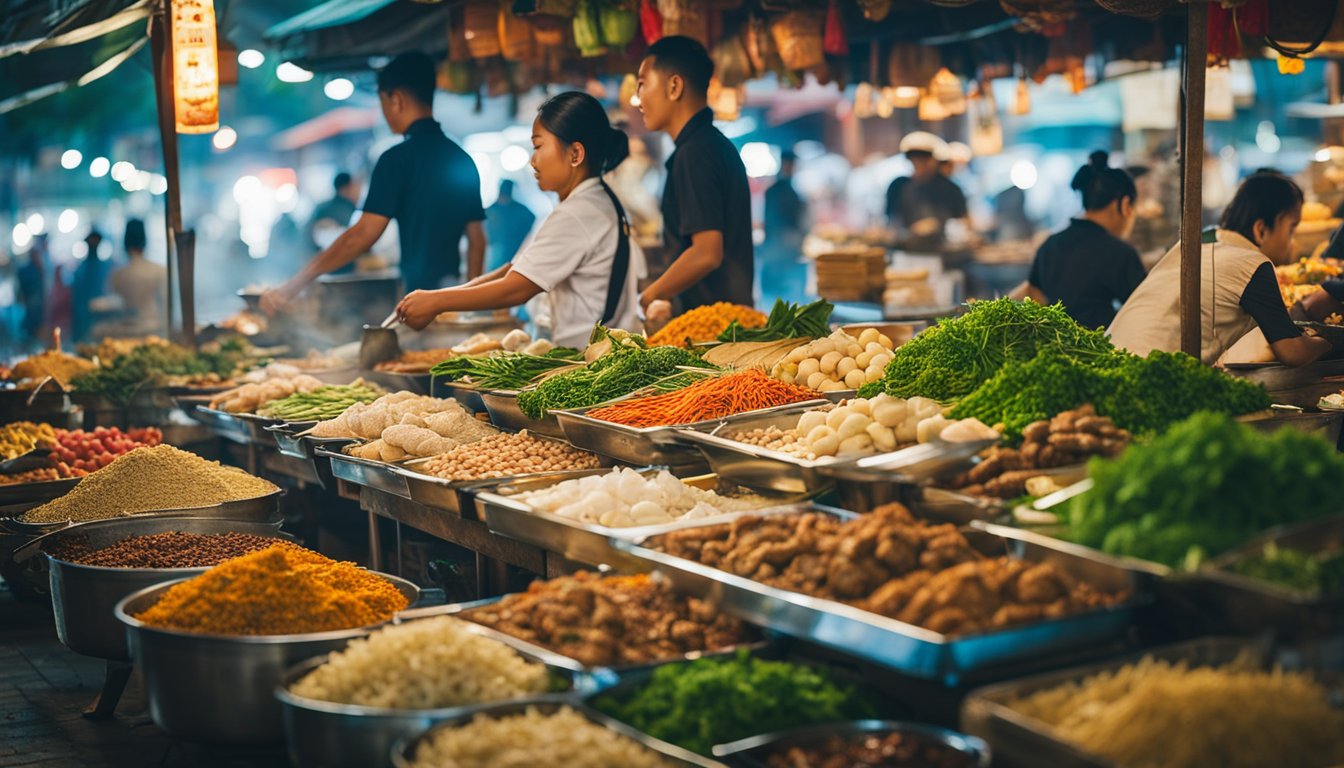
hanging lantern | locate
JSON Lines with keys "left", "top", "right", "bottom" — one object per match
{"left": 707, "top": 78, "right": 744, "bottom": 121}
{"left": 853, "top": 82, "right": 876, "bottom": 119}
{"left": 917, "top": 92, "right": 949, "bottom": 121}
{"left": 172, "top": 0, "right": 219, "bottom": 134}
{"left": 886, "top": 86, "right": 921, "bottom": 109}
{"left": 874, "top": 90, "right": 894, "bottom": 119}
{"left": 1013, "top": 77, "right": 1031, "bottom": 116}
{"left": 930, "top": 68, "right": 966, "bottom": 116}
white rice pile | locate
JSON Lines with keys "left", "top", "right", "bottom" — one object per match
{"left": 408, "top": 706, "right": 677, "bottom": 768}
{"left": 289, "top": 616, "right": 548, "bottom": 708}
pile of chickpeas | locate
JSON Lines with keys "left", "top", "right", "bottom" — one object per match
{"left": 417, "top": 431, "right": 602, "bottom": 482}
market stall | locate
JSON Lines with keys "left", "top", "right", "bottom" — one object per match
{"left": 2, "top": 294, "right": 1342, "bottom": 767}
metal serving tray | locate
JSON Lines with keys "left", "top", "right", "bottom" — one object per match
{"left": 391, "top": 698, "right": 725, "bottom": 768}
{"left": 0, "top": 477, "right": 80, "bottom": 509}
{"left": 187, "top": 402, "right": 284, "bottom": 446}
{"left": 362, "top": 369, "right": 433, "bottom": 396}
{"left": 397, "top": 464, "right": 613, "bottom": 520}
{"left": 321, "top": 449, "right": 413, "bottom": 500}
{"left": 475, "top": 472, "right": 810, "bottom": 570}
{"left": 434, "top": 380, "right": 486, "bottom": 412}
{"left": 556, "top": 400, "right": 831, "bottom": 470}
{"left": 712, "top": 720, "right": 990, "bottom": 767}
{"left": 479, "top": 389, "right": 566, "bottom": 439}
{"left": 612, "top": 508, "right": 1138, "bottom": 684}
{"left": 674, "top": 404, "right": 843, "bottom": 495}
{"left": 265, "top": 423, "right": 353, "bottom": 489}
{"left": 960, "top": 637, "right": 1288, "bottom": 768}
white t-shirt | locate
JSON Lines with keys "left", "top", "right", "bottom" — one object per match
{"left": 509, "top": 178, "right": 646, "bottom": 348}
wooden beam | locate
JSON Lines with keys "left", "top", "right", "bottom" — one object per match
{"left": 149, "top": 1, "right": 188, "bottom": 346}
{"left": 1179, "top": 2, "right": 1209, "bottom": 359}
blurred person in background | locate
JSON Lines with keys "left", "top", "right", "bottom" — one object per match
{"left": 263, "top": 52, "right": 487, "bottom": 314}
{"left": 16, "top": 234, "right": 48, "bottom": 347}
{"left": 885, "top": 132, "right": 968, "bottom": 245}
{"left": 46, "top": 264, "right": 72, "bottom": 342}
{"left": 108, "top": 219, "right": 167, "bottom": 336}
{"left": 307, "top": 171, "right": 361, "bottom": 276}
{"left": 760, "top": 149, "right": 808, "bottom": 304}
{"left": 484, "top": 180, "right": 536, "bottom": 273}
{"left": 1009, "top": 151, "right": 1145, "bottom": 329}
{"left": 71, "top": 229, "right": 108, "bottom": 343}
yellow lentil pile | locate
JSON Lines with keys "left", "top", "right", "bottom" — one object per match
{"left": 19, "top": 445, "right": 278, "bottom": 523}
{"left": 133, "top": 544, "right": 408, "bottom": 635}
{"left": 647, "top": 302, "right": 765, "bottom": 347}
{"left": 417, "top": 430, "right": 601, "bottom": 481}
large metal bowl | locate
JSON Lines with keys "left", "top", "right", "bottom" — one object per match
{"left": 275, "top": 621, "right": 600, "bottom": 768}
{"left": 6, "top": 486, "right": 285, "bottom": 535}
{"left": 43, "top": 517, "right": 289, "bottom": 661}
{"left": 115, "top": 572, "right": 420, "bottom": 746}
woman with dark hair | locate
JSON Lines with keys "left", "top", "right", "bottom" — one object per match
{"left": 1110, "top": 172, "right": 1332, "bottom": 367}
{"left": 1010, "top": 151, "right": 1145, "bottom": 328}
{"left": 395, "top": 91, "right": 644, "bottom": 346}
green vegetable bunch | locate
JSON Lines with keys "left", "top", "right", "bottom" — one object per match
{"left": 949, "top": 348, "right": 1271, "bottom": 440}
{"left": 1067, "top": 412, "right": 1344, "bottom": 568}
{"left": 858, "top": 298, "right": 1116, "bottom": 402}
{"left": 718, "top": 299, "right": 834, "bottom": 343}
{"left": 256, "top": 381, "right": 384, "bottom": 421}
{"left": 1228, "top": 543, "right": 1344, "bottom": 595}
{"left": 72, "top": 341, "right": 249, "bottom": 407}
{"left": 591, "top": 650, "right": 872, "bottom": 755}
{"left": 429, "top": 347, "right": 581, "bottom": 391}
{"left": 515, "top": 343, "right": 712, "bottom": 419}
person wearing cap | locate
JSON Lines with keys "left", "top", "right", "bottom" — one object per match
{"left": 263, "top": 52, "right": 487, "bottom": 315}
{"left": 885, "top": 132, "right": 969, "bottom": 245}
{"left": 760, "top": 149, "right": 808, "bottom": 303}
{"left": 636, "top": 36, "right": 755, "bottom": 329}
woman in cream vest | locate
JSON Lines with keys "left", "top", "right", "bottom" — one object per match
{"left": 1109, "top": 173, "right": 1332, "bottom": 367}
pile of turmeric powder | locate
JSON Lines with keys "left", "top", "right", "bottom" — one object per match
{"left": 133, "top": 544, "right": 408, "bottom": 635}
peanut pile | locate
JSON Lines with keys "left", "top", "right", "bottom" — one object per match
{"left": 416, "top": 430, "right": 601, "bottom": 482}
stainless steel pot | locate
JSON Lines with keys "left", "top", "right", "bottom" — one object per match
{"left": 44, "top": 517, "right": 288, "bottom": 661}
{"left": 275, "top": 622, "right": 595, "bottom": 768}
{"left": 115, "top": 573, "right": 420, "bottom": 746}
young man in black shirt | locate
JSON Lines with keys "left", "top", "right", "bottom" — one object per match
{"left": 635, "top": 36, "right": 754, "bottom": 328}
{"left": 263, "top": 52, "right": 486, "bottom": 314}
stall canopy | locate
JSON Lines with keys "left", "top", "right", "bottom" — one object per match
{"left": 266, "top": 0, "right": 451, "bottom": 71}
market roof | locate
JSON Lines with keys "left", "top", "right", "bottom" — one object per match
{"left": 0, "top": 0, "right": 150, "bottom": 58}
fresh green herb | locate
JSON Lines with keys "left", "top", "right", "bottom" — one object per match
{"left": 429, "top": 348, "right": 581, "bottom": 391}
{"left": 515, "top": 343, "right": 713, "bottom": 419}
{"left": 718, "top": 299, "right": 834, "bottom": 343}
{"left": 256, "top": 381, "right": 384, "bottom": 421}
{"left": 71, "top": 341, "right": 250, "bottom": 407}
{"left": 949, "top": 348, "right": 1271, "bottom": 440}
{"left": 858, "top": 298, "right": 1117, "bottom": 402}
{"left": 591, "top": 650, "right": 871, "bottom": 756}
{"left": 1067, "top": 412, "right": 1344, "bottom": 569}
{"left": 1227, "top": 543, "right": 1344, "bottom": 595}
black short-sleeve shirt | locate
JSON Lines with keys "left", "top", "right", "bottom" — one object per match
{"left": 1028, "top": 219, "right": 1147, "bottom": 329}
{"left": 887, "top": 174, "right": 967, "bottom": 230}
{"left": 362, "top": 118, "right": 485, "bottom": 292}
{"left": 661, "top": 108, "right": 754, "bottom": 309}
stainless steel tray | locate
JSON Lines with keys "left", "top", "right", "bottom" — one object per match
{"left": 674, "top": 404, "right": 842, "bottom": 495}
{"left": 475, "top": 471, "right": 810, "bottom": 570}
{"left": 362, "top": 369, "right": 433, "bottom": 396}
{"left": 0, "top": 477, "right": 80, "bottom": 509}
{"left": 266, "top": 423, "right": 353, "bottom": 490}
{"left": 6, "top": 487, "right": 285, "bottom": 538}
{"left": 434, "top": 380, "right": 486, "bottom": 412}
{"left": 960, "top": 637, "right": 1286, "bottom": 768}
{"left": 320, "top": 448, "right": 413, "bottom": 500}
{"left": 187, "top": 403, "right": 284, "bottom": 445}
{"left": 391, "top": 698, "right": 724, "bottom": 768}
{"left": 556, "top": 400, "right": 830, "bottom": 470}
{"left": 612, "top": 509, "right": 1138, "bottom": 683}
{"left": 397, "top": 464, "right": 614, "bottom": 519}
{"left": 712, "top": 720, "right": 990, "bottom": 767}
{"left": 480, "top": 389, "right": 566, "bottom": 439}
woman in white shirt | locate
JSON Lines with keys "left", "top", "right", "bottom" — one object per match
{"left": 395, "top": 92, "right": 643, "bottom": 346}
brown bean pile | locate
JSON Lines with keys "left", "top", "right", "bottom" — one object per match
{"left": 417, "top": 430, "right": 601, "bottom": 482}
{"left": 56, "top": 531, "right": 283, "bottom": 568}
{"left": 764, "top": 731, "right": 978, "bottom": 768}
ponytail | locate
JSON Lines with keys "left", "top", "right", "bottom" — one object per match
{"left": 536, "top": 91, "right": 629, "bottom": 175}
{"left": 1071, "top": 150, "right": 1137, "bottom": 212}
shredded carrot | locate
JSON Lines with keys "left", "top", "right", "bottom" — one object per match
{"left": 587, "top": 369, "right": 819, "bottom": 428}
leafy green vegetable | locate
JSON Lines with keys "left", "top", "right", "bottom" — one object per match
{"left": 256, "top": 381, "right": 384, "bottom": 421}
{"left": 72, "top": 341, "right": 249, "bottom": 407}
{"left": 858, "top": 298, "right": 1117, "bottom": 402}
{"left": 515, "top": 342, "right": 713, "bottom": 419}
{"left": 1227, "top": 543, "right": 1344, "bottom": 595}
{"left": 591, "top": 650, "right": 872, "bottom": 756}
{"left": 718, "top": 298, "right": 833, "bottom": 343}
{"left": 1067, "top": 412, "right": 1344, "bottom": 569}
{"left": 949, "top": 348, "right": 1271, "bottom": 440}
{"left": 429, "top": 348, "right": 581, "bottom": 390}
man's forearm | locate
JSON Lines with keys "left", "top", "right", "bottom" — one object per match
{"left": 1272, "top": 335, "right": 1332, "bottom": 367}
{"left": 465, "top": 263, "right": 510, "bottom": 288}
{"left": 642, "top": 243, "right": 721, "bottom": 306}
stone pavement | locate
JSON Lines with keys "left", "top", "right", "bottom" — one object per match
{"left": 0, "top": 585, "right": 288, "bottom": 768}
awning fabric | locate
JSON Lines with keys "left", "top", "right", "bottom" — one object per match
{"left": 264, "top": 0, "right": 450, "bottom": 71}
{"left": 0, "top": 0, "right": 151, "bottom": 58}
{"left": 0, "top": 18, "right": 146, "bottom": 113}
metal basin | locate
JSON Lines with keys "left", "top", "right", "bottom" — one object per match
{"left": 115, "top": 573, "right": 420, "bottom": 746}
{"left": 6, "top": 486, "right": 284, "bottom": 534}
{"left": 43, "top": 517, "right": 289, "bottom": 661}
{"left": 275, "top": 622, "right": 597, "bottom": 768}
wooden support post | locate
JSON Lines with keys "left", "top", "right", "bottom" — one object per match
{"left": 1179, "top": 2, "right": 1209, "bottom": 359}
{"left": 149, "top": 1, "right": 192, "bottom": 347}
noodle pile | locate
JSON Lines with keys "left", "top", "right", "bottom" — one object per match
{"left": 1005, "top": 654, "right": 1344, "bottom": 768}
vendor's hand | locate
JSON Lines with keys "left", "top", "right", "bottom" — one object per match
{"left": 395, "top": 290, "right": 440, "bottom": 330}
{"left": 644, "top": 299, "right": 672, "bottom": 334}
{"left": 260, "top": 287, "right": 293, "bottom": 316}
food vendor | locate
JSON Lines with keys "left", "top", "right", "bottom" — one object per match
{"left": 884, "top": 132, "right": 969, "bottom": 244}
{"left": 634, "top": 36, "right": 755, "bottom": 331}
{"left": 394, "top": 92, "right": 643, "bottom": 347}
{"left": 262, "top": 53, "right": 486, "bottom": 314}
{"left": 1109, "top": 172, "right": 1332, "bottom": 367}
{"left": 1009, "top": 152, "right": 1146, "bottom": 329}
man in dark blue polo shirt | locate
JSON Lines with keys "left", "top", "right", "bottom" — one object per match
{"left": 263, "top": 52, "right": 486, "bottom": 314}
{"left": 635, "top": 36, "right": 754, "bottom": 328}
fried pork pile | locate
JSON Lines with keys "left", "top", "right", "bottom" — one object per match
{"left": 650, "top": 504, "right": 1124, "bottom": 636}
{"left": 463, "top": 572, "right": 752, "bottom": 667}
